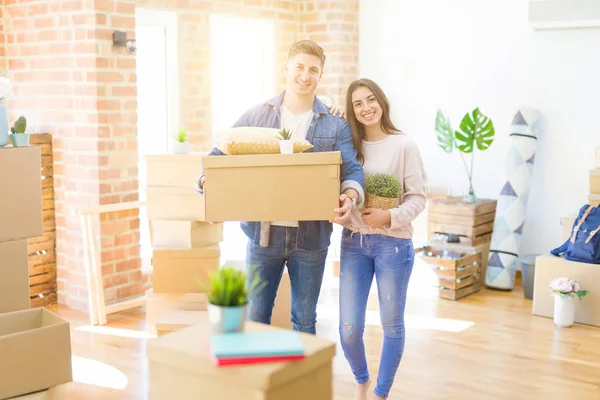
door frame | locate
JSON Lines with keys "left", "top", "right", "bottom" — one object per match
{"left": 135, "top": 8, "right": 180, "bottom": 147}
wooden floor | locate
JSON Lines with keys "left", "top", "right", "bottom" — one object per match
{"left": 20, "top": 281, "right": 600, "bottom": 400}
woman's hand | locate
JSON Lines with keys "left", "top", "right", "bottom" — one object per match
{"left": 360, "top": 208, "right": 391, "bottom": 229}
{"left": 328, "top": 105, "right": 346, "bottom": 119}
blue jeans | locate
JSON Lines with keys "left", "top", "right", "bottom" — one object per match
{"left": 339, "top": 229, "right": 415, "bottom": 398}
{"left": 245, "top": 225, "right": 328, "bottom": 334}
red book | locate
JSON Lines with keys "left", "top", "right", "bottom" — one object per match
{"left": 212, "top": 353, "right": 306, "bottom": 367}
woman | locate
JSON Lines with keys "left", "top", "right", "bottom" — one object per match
{"left": 338, "top": 78, "right": 427, "bottom": 400}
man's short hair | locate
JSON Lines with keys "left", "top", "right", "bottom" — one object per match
{"left": 287, "top": 40, "right": 326, "bottom": 69}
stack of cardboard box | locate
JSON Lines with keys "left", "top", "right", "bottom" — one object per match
{"left": 145, "top": 154, "right": 223, "bottom": 335}
{"left": 0, "top": 146, "right": 73, "bottom": 398}
{"left": 532, "top": 146, "right": 600, "bottom": 328}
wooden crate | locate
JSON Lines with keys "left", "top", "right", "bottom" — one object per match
{"left": 417, "top": 246, "right": 483, "bottom": 300}
{"left": 427, "top": 197, "right": 497, "bottom": 246}
{"left": 26, "top": 134, "right": 57, "bottom": 307}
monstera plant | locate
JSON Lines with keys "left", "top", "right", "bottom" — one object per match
{"left": 435, "top": 108, "right": 495, "bottom": 203}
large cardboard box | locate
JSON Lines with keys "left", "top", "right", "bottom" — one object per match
{"left": 0, "top": 147, "right": 43, "bottom": 242}
{"left": 560, "top": 214, "right": 577, "bottom": 242}
{"left": 150, "top": 220, "right": 223, "bottom": 249}
{"left": 532, "top": 254, "right": 600, "bottom": 327}
{"left": 0, "top": 308, "right": 72, "bottom": 399}
{"left": 145, "top": 153, "right": 206, "bottom": 221}
{"left": 589, "top": 194, "right": 600, "bottom": 207}
{"left": 590, "top": 169, "right": 600, "bottom": 194}
{"left": 147, "top": 316, "right": 336, "bottom": 400}
{"left": 271, "top": 271, "right": 292, "bottom": 330}
{"left": 0, "top": 240, "right": 30, "bottom": 313}
{"left": 145, "top": 288, "right": 207, "bottom": 334}
{"left": 152, "top": 246, "right": 221, "bottom": 294}
{"left": 202, "top": 152, "right": 341, "bottom": 222}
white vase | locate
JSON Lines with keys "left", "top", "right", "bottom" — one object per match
{"left": 172, "top": 141, "right": 190, "bottom": 154}
{"left": 279, "top": 139, "right": 293, "bottom": 154}
{"left": 553, "top": 294, "right": 575, "bottom": 328}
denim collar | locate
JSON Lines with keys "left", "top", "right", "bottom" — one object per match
{"left": 267, "top": 90, "right": 329, "bottom": 117}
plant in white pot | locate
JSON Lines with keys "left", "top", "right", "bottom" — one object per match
{"left": 172, "top": 127, "right": 190, "bottom": 154}
{"left": 277, "top": 128, "right": 294, "bottom": 154}
{"left": 10, "top": 116, "right": 29, "bottom": 147}
{"left": 205, "top": 266, "right": 267, "bottom": 334}
{"left": 549, "top": 276, "right": 588, "bottom": 328}
{"left": 435, "top": 108, "right": 495, "bottom": 203}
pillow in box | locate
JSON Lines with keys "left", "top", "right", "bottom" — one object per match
{"left": 214, "top": 127, "right": 313, "bottom": 155}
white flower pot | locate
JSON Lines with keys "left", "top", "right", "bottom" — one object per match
{"left": 172, "top": 141, "right": 190, "bottom": 154}
{"left": 279, "top": 139, "right": 293, "bottom": 154}
{"left": 554, "top": 294, "right": 575, "bottom": 328}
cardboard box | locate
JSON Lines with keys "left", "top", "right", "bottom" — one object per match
{"left": 590, "top": 169, "right": 600, "bottom": 194}
{"left": 150, "top": 220, "right": 223, "bottom": 249}
{"left": 560, "top": 215, "right": 577, "bottom": 242}
{"left": 202, "top": 152, "right": 341, "bottom": 222}
{"left": 145, "top": 153, "right": 206, "bottom": 221}
{"left": 589, "top": 194, "right": 600, "bottom": 207}
{"left": 272, "top": 271, "right": 292, "bottom": 330}
{"left": 0, "top": 308, "right": 72, "bottom": 399}
{"left": 145, "top": 288, "right": 208, "bottom": 334}
{"left": 147, "top": 318, "right": 336, "bottom": 400}
{"left": 155, "top": 310, "right": 207, "bottom": 336}
{"left": 532, "top": 254, "right": 600, "bottom": 327}
{"left": 0, "top": 147, "right": 43, "bottom": 242}
{"left": 152, "top": 246, "right": 220, "bottom": 294}
{"left": 0, "top": 240, "right": 30, "bottom": 314}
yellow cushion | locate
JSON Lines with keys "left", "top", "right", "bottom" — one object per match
{"left": 214, "top": 127, "right": 313, "bottom": 155}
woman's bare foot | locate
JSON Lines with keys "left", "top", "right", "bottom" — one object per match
{"left": 355, "top": 380, "right": 371, "bottom": 400}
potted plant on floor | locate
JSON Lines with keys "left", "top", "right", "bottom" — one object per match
{"left": 277, "top": 128, "right": 294, "bottom": 154}
{"left": 206, "top": 266, "right": 267, "bottom": 334}
{"left": 10, "top": 116, "right": 29, "bottom": 147}
{"left": 434, "top": 108, "right": 495, "bottom": 203}
{"left": 365, "top": 173, "right": 402, "bottom": 209}
{"left": 172, "top": 127, "right": 190, "bottom": 154}
{"left": 550, "top": 276, "right": 588, "bottom": 328}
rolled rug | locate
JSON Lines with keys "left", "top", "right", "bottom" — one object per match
{"left": 485, "top": 108, "right": 543, "bottom": 290}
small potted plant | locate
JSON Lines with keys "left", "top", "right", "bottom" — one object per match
{"left": 365, "top": 173, "right": 402, "bottom": 209}
{"left": 549, "top": 276, "right": 588, "bottom": 328}
{"left": 206, "top": 266, "right": 266, "bottom": 334}
{"left": 172, "top": 127, "right": 190, "bottom": 154}
{"left": 277, "top": 128, "right": 294, "bottom": 154}
{"left": 10, "top": 116, "right": 29, "bottom": 147}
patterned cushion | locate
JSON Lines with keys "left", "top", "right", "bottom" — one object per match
{"left": 214, "top": 127, "right": 313, "bottom": 155}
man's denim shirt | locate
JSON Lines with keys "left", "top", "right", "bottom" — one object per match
{"left": 197, "top": 91, "right": 365, "bottom": 251}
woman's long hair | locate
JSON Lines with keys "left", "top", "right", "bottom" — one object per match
{"left": 345, "top": 78, "right": 401, "bottom": 165}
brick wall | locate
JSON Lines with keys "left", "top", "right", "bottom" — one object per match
{"left": 1, "top": 0, "right": 359, "bottom": 313}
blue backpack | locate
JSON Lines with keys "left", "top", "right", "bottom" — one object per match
{"left": 551, "top": 204, "right": 600, "bottom": 264}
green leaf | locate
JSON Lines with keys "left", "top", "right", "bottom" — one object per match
{"left": 435, "top": 110, "right": 454, "bottom": 153}
{"left": 455, "top": 108, "right": 495, "bottom": 153}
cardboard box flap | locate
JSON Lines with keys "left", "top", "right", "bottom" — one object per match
{"left": 147, "top": 320, "right": 336, "bottom": 391}
{"left": 153, "top": 245, "right": 221, "bottom": 259}
{"left": 203, "top": 151, "right": 341, "bottom": 169}
{"left": 0, "top": 308, "right": 41, "bottom": 336}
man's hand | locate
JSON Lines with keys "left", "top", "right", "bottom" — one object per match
{"left": 333, "top": 193, "right": 353, "bottom": 224}
{"left": 360, "top": 208, "right": 391, "bottom": 229}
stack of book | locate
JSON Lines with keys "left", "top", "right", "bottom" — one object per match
{"left": 208, "top": 331, "right": 306, "bottom": 367}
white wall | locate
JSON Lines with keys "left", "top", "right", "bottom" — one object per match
{"left": 359, "top": 0, "right": 600, "bottom": 255}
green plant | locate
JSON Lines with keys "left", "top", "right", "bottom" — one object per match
{"left": 435, "top": 108, "right": 495, "bottom": 201}
{"left": 174, "top": 127, "right": 188, "bottom": 143}
{"left": 278, "top": 128, "right": 293, "bottom": 140}
{"left": 205, "top": 266, "right": 267, "bottom": 307}
{"left": 11, "top": 116, "right": 26, "bottom": 134}
{"left": 365, "top": 173, "right": 402, "bottom": 199}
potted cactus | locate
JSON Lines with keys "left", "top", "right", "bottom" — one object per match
{"left": 365, "top": 173, "right": 402, "bottom": 209}
{"left": 171, "top": 127, "right": 190, "bottom": 154}
{"left": 10, "top": 116, "right": 29, "bottom": 147}
{"left": 277, "top": 128, "right": 294, "bottom": 154}
{"left": 205, "top": 266, "right": 267, "bottom": 334}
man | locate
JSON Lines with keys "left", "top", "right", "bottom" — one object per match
{"left": 196, "top": 40, "right": 364, "bottom": 334}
